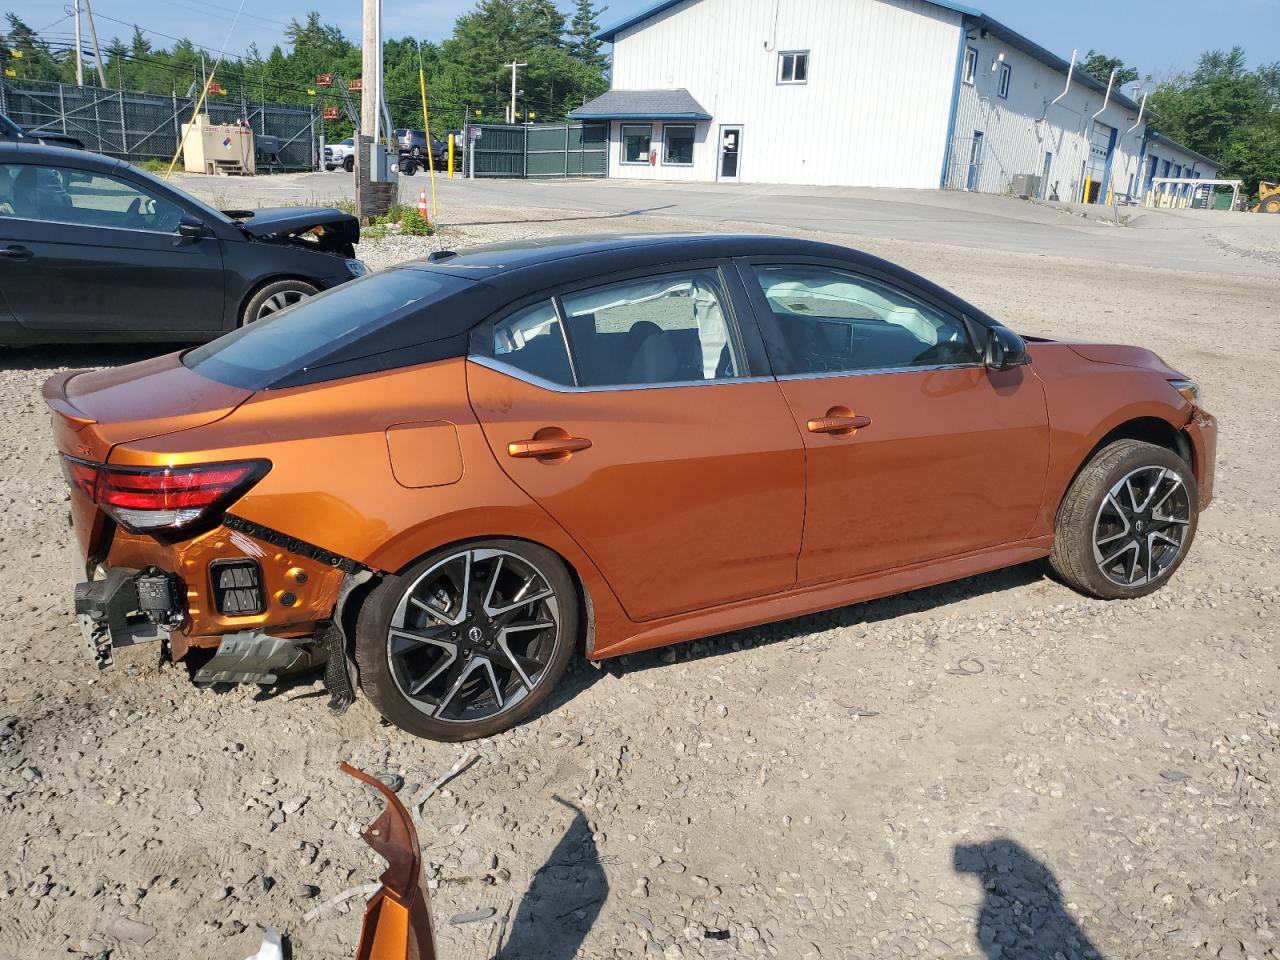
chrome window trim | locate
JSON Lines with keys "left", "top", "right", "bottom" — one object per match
{"left": 470, "top": 353, "right": 983, "bottom": 391}
{"left": 468, "top": 354, "right": 773, "bottom": 394}
{"left": 775, "top": 361, "right": 983, "bottom": 381}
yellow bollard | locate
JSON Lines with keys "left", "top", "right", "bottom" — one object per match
{"left": 1083, "top": 175, "right": 1092, "bottom": 203}
{"left": 1105, "top": 187, "right": 1113, "bottom": 206}
{"left": 448, "top": 135, "right": 455, "bottom": 179}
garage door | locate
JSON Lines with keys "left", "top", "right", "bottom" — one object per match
{"left": 1086, "top": 121, "right": 1115, "bottom": 184}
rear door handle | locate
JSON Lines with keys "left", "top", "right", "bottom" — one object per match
{"left": 0, "top": 245, "right": 32, "bottom": 261}
{"left": 807, "top": 412, "right": 872, "bottom": 434}
{"left": 508, "top": 436, "right": 592, "bottom": 459}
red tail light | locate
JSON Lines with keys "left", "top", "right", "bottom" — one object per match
{"left": 60, "top": 457, "right": 269, "bottom": 533}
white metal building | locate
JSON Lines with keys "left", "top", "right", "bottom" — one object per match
{"left": 571, "top": 0, "right": 1220, "bottom": 201}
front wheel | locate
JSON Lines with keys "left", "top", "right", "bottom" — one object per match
{"left": 240, "top": 279, "right": 319, "bottom": 326}
{"left": 1050, "top": 439, "right": 1198, "bottom": 599}
{"left": 343, "top": 155, "right": 354, "bottom": 173}
{"left": 355, "top": 540, "right": 578, "bottom": 741}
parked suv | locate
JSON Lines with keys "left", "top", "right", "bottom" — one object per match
{"left": 323, "top": 137, "right": 355, "bottom": 172}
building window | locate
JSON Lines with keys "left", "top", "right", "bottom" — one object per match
{"left": 963, "top": 46, "right": 978, "bottom": 85}
{"left": 997, "top": 62, "right": 1011, "bottom": 99}
{"left": 778, "top": 51, "right": 809, "bottom": 84}
{"left": 663, "top": 124, "right": 695, "bottom": 165}
{"left": 621, "top": 124, "right": 652, "bottom": 165}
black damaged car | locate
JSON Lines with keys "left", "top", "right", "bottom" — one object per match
{"left": 0, "top": 142, "right": 366, "bottom": 343}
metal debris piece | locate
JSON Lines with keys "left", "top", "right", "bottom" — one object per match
{"left": 449, "top": 907, "right": 497, "bottom": 925}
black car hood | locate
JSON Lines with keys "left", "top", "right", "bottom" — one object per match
{"left": 233, "top": 206, "right": 360, "bottom": 246}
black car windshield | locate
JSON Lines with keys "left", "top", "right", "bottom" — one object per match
{"left": 184, "top": 268, "right": 472, "bottom": 389}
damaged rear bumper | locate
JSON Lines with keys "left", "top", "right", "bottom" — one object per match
{"left": 74, "top": 567, "right": 184, "bottom": 669}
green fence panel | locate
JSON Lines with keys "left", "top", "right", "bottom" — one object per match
{"left": 471, "top": 122, "right": 606, "bottom": 179}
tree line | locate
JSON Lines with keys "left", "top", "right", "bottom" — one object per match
{"left": 0, "top": 1, "right": 609, "bottom": 134}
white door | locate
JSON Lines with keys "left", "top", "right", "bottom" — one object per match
{"left": 717, "top": 125, "right": 742, "bottom": 182}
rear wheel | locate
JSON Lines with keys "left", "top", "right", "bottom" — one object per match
{"left": 240, "top": 279, "right": 319, "bottom": 326}
{"left": 355, "top": 540, "right": 577, "bottom": 741}
{"left": 1050, "top": 440, "right": 1198, "bottom": 599}
{"left": 1262, "top": 195, "right": 1280, "bottom": 214}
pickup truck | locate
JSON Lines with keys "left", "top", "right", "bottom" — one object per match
{"left": 323, "top": 137, "right": 355, "bottom": 172}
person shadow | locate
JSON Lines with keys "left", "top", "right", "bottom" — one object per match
{"left": 493, "top": 797, "right": 608, "bottom": 960}
{"left": 954, "top": 839, "right": 1106, "bottom": 960}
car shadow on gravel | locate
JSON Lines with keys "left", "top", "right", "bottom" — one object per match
{"left": 494, "top": 797, "right": 607, "bottom": 960}
{"left": 955, "top": 838, "right": 1106, "bottom": 960}
{"left": 546, "top": 560, "right": 1049, "bottom": 710}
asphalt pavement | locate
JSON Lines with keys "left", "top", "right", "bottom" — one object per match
{"left": 172, "top": 170, "right": 1280, "bottom": 279}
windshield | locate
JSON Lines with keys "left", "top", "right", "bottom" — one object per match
{"left": 184, "top": 268, "right": 472, "bottom": 389}
{"left": 126, "top": 161, "right": 233, "bottom": 224}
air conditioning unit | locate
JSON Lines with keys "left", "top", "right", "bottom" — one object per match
{"left": 1011, "top": 174, "right": 1042, "bottom": 199}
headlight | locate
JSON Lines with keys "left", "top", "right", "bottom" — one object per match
{"left": 1168, "top": 378, "right": 1199, "bottom": 405}
{"left": 345, "top": 259, "right": 368, "bottom": 278}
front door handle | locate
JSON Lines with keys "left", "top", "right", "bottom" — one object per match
{"left": 807, "top": 409, "right": 872, "bottom": 435}
{"left": 0, "top": 245, "right": 32, "bottom": 261}
{"left": 508, "top": 436, "right": 592, "bottom": 460}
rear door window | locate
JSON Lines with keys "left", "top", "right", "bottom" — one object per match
{"left": 559, "top": 269, "right": 745, "bottom": 387}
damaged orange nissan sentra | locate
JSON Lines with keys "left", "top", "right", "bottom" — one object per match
{"left": 45, "top": 235, "right": 1217, "bottom": 741}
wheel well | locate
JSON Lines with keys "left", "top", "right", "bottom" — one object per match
{"left": 235, "top": 275, "right": 320, "bottom": 325}
{"left": 1072, "top": 417, "right": 1193, "bottom": 492}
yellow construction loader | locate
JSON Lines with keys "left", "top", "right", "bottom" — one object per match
{"left": 1254, "top": 182, "right": 1280, "bottom": 213}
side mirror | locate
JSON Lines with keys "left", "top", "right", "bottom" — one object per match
{"left": 985, "top": 327, "right": 1031, "bottom": 371}
{"left": 177, "top": 215, "right": 206, "bottom": 239}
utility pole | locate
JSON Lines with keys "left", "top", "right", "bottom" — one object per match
{"left": 506, "top": 61, "right": 526, "bottom": 124}
{"left": 361, "top": 0, "right": 379, "bottom": 142}
{"left": 72, "top": 0, "right": 84, "bottom": 87}
{"left": 81, "top": 0, "right": 108, "bottom": 88}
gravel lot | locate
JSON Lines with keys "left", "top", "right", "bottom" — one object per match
{"left": 1, "top": 195, "right": 1277, "bottom": 960}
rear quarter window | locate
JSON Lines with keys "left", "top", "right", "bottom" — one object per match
{"left": 184, "top": 268, "right": 473, "bottom": 390}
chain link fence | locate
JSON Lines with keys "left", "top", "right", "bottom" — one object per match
{"left": 0, "top": 79, "right": 318, "bottom": 170}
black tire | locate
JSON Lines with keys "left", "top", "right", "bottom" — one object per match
{"left": 343, "top": 155, "right": 354, "bottom": 173}
{"left": 240, "top": 279, "right": 319, "bottom": 326}
{"left": 411, "top": 145, "right": 421, "bottom": 158}
{"left": 400, "top": 158, "right": 418, "bottom": 176}
{"left": 1262, "top": 196, "right": 1280, "bottom": 214}
{"left": 355, "top": 539, "right": 578, "bottom": 741}
{"left": 1050, "top": 439, "right": 1198, "bottom": 600}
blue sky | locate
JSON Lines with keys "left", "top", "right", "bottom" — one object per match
{"left": 21, "top": 0, "right": 1280, "bottom": 79}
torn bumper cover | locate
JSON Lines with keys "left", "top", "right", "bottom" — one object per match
{"left": 74, "top": 567, "right": 184, "bottom": 669}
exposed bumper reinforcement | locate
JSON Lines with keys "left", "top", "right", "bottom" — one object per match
{"left": 192, "top": 630, "right": 326, "bottom": 686}
{"left": 74, "top": 568, "right": 174, "bottom": 669}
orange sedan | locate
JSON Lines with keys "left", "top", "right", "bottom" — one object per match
{"left": 46, "top": 235, "right": 1217, "bottom": 741}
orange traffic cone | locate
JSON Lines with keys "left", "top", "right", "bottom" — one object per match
{"left": 417, "top": 188, "right": 429, "bottom": 223}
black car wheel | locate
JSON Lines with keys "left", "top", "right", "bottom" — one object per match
{"left": 1050, "top": 440, "right": 1198, "bottom": 599}
{"left": 411, "top": 145, "right": 421, "bottom": 158}
{"left": 355, "top": 539, "right": 578, "bottom": 741}
{"left": 241, "top": 279, "right": 319, "bottom": 326}
{"left": 343, "top": 155, "right": 354, "bottom": 173}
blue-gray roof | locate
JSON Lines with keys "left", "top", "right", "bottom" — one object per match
{"left": 568, "top": 88, "right": 712, "bottom": 121}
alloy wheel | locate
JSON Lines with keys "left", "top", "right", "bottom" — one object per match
{"left": 386, "top": 548, "right": 561, "bottom": 723}
{"left": 1092, "top": 465, "right": 1192, "bottom": 587}
{"left": 254, "top": 289, "right": 309, "bottom": 321}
